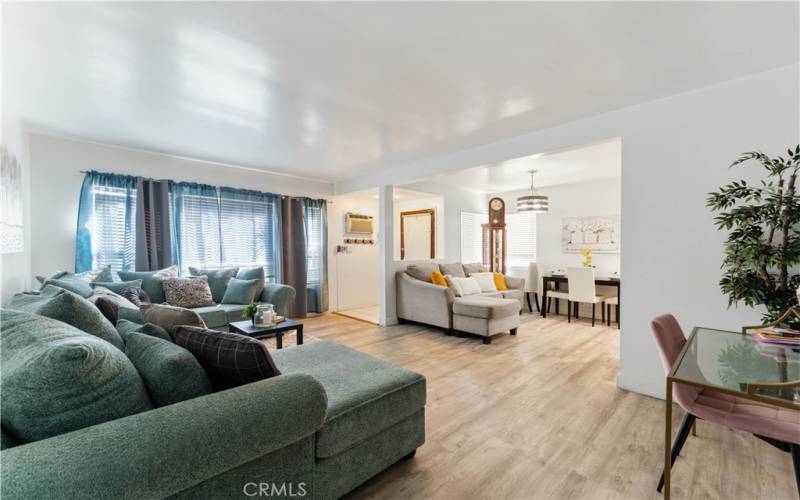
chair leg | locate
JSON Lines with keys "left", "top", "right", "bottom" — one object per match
{"left": 534, "top": 293, "right": 541, "bottom": 312}
{"left": 616, "top": 304, "right": 620, "bottom": 328}
{"left": 607, "top": 304, "right": 611, "bottom": 326}
{"left": 567, "top": 300, "right": 571, "bottom": 323}
{"left": 657, "top": 413, "right": 696, "bottom": 493}
{"left": 601, "top": 302, "right": 605, "bottom": 323}
{"left": 526, "top": 293, "right": 533, "bottom": 313}
{"left": 547, "top": 297, "right": 552, "bottom": 313}
{"left": 792, "top": 444, "right": 800, "bottom": 498}
{"left": 592, "top": 304, "right": 596, "bottom": 326}
{"left": 574, "top": 302, "right": 579, "bottom": 319}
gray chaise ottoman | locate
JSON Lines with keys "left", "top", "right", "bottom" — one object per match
{"left": 452, "top": 296, "right": 520, "bottom": 344}
{"left": 271, "top": 341, "right": 426, "bottom": 500}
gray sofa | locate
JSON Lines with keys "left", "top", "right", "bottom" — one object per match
{"left": 396, "top": 262, "right": 525, "bottom": 332}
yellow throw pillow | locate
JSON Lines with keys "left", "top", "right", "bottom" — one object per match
{"left": 493, "top": 272, "right": 508, "bottom": 291}
{"left": 431, "top": 271, "right": 448, "bottom": 287}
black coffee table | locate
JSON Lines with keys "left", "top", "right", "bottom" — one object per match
{"left": 228, "top": 319, "right": 304, "bottom": 349}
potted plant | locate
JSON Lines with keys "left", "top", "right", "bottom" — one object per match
{"left": 707, "top": 145, "right": 800, "bottom": 323}
{"left": 242, "top": 303, "right": 259, "bottom": 325}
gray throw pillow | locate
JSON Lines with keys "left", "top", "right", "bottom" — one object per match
{"left": 161, "top": 276, "right": 214, "bottom": 308}
{"left": 173, "top": 326, "right": 280, "bottom": 390}
{"left": 91, "top": 279, "right": 143, "bottom": 295}
{"left": 221, "top": 278, "right": 259, "bottom": 305}
{"left": 7, "top": 286, "right": 124, "bottom": 349}
{"left": 42, "top": 275, "right": 94, "bottom": 298}
{"left": 462, "top": 262, "right": 485, "bottom": 276}
{"left": 188, "top": 267, "right": 239, "bottom": 303}
{"left": 236, "top": 267, "right": 266, "bottom": 299}
{"left": 406, "top": 263, "right": 440, "bottom": 283}
{"left": 141, "top": 304, "right": 206, "bottom": 335}
{"left": 115, "top": 319, "right": 172, "bottom": 343}
{"left": 118, "top": 266, "right": 177, "bottom": 304}
{"left": 0, "top": 309, "right": 153, "bottom": 443}
{"left": 439, "top": 262, "right": 467, "bottom": 278}
{"left": 124, "top": 331, "right": 213, "bottom": 407}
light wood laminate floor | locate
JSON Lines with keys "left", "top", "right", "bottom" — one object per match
{"left": 301, "top": 313, "right": 797, "bottom": 500}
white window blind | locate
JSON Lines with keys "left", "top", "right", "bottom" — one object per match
{"left": 91, "top": 185, "right": 136, "bottom": 271}
{"left": 219, "top": 195, "right": 277, "bottom": 280}
{"left": 460, "top": 211, "right": 487, "bottom": 264}
{"left": 507, "top": 212, "right": 537, "bottom": 267}
{"left": 305, "top": 204, "right": 324, "bottom": 287}
{"left": 174, "top": 192, "right": 222, "bottom": 272}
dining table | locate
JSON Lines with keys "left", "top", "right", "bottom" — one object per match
{"left": 540, "top": 273, "right": 621, "bottom": 320}
{"left": 663, "top": 326, "right": 800, "bottom": 499}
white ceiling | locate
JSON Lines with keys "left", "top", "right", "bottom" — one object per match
{"left": 433, "top": 137, "right": 621, "bottom": 193}
{"left": 335, "top": 187, "right": 440, "bottom": 204}
{"left": 3, "top": 2, "right": 798, "bottom": 182}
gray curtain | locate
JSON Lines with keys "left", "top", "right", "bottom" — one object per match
{"left": 280, "top": 196, "right": 308, "bottom": 318}
{"left": 135, "top": 178, "right": 173, "bottom": 271}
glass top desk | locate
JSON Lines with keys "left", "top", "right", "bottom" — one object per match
{"left": 662, "top": 327, "right": 800, "bottom": 498}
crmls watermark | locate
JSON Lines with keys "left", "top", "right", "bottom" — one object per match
{"left": 243, "top": 482, "right": 308, "bottom": 497}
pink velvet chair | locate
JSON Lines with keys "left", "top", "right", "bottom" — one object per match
{"left": 650, "top": 314, "right": 800, "bottom": 495}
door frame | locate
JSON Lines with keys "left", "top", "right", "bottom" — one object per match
{"left": 400, "top": 208, "right": 435, "bottom": 260}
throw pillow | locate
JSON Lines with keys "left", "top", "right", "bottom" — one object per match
{"left": 406, "top": 263, "right": 439, "bottom": 283}
{"left": 76, "top": 265, "right": 116, "bottom": 283}
{"left": 462, "top": 262, "right": 484, "bottom": 276}
{"left": 34, "top": 271, "right": 68, "bottom": 284}
{"left": 91, "top": 279, "right": 143, "bottom": 295}
{"left": 162, "top": 276, "right": 214, "bottom": 308}
{"left": 115, "top": 319, "right": 172, "bottom": 343}
{"left": 42, "top": 275, "right": 94, "bottom": 298}
{"left": 124, "top": 331, "right": 213, "bottom": 407}
{"left": 236, "top": 266, "right": 266, "bottom": 299}
{"left": 430, "top": 271, "right": 448, "bottom": 287}
{"left": 6, "top": 286, "right": 124, "bottom": 349}
{"left": 188, "top": 267, "right": 239, "bottom": 303}
{"left": 173, "top": 326, "right": 280, "bottom": 390}
{"left": 141, "top": 304, "right": 206, "bottom": 335}
{"left": 471, "top": 272, "right": 498, "bottom": 292}
{"left": 0, "top": 309, "right": 152, "bottom": 443}
{"left": 93, "top": 296, "right": 119, "bottom": 325}
{"left": 221, "top": 278, "right": 259, "bottom": 305}
{"left": 118, "top": 266, "right": 178, "bottom": 304}
{"left": 445, "top": 276, "right": 481, "bottom": 297}
{"left": 439, "top": 262, "right": 467, "bottom": 278}
{"left": 493, "top": 272, "right": 509, "bottom": 291}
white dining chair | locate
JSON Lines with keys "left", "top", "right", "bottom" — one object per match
{"left": 566, "top": 267, "right": 606, "bottom": 327}
{"left": 605, "top": 295, "right": 619, "bottom": 328}
{"left": 525, "top": 262, "right": 543, "bottom": 312}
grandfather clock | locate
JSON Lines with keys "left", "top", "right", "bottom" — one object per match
{"left": 482, "top": 197, "right": 507, "bottom": 274}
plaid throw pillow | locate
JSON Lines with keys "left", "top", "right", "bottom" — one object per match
{"left": 173, "top": 326, "right": 280, "bottom": 389}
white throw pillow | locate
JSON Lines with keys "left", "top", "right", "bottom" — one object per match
{"left": 447, "top": 276, "right": 482, "bottom": 297}
{"left": 471, "top": 272, "right": 497, "bottom": 292}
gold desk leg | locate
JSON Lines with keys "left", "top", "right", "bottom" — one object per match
{"left": 664, "top": 379, "right": 672, "bottom": 499}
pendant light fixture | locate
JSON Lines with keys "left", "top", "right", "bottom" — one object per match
{"left": 516, "top": 169, "right": 549, "bottom": 213}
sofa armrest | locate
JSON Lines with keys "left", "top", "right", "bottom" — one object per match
{"left": 396, "top": 272, "right": 455, "bottom": 329}
{"left": 504, "top": 276, "right": 525, "bottom": 290}
{"left": 1, "top": 373, "right": 327, "bottom": 500}
{"left": 261, "top": 283, "right": 296, "bottom": 318}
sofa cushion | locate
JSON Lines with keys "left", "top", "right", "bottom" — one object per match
{"left": 237, "top": 266, "right": 266, "bottom": 300}
{"left": 124, "top": 331, "right": 212, "bottom": 407}
{"left": 191, "top": 305, "right": 230, "bottom": 328}
{"left": 42, "top": 275, "right": 95, "bottom": 298}
{"left": 501, "top": 288, "right": 524, "bottom": 306}
{"left": 188, "top": 267, "right": 238, "bottom": 303}
{"left": 470, "top": 272, "right": 497, "bottom": 292}
{"left": 118, "top": 266, "right": 178, "bottom": 304}
{"left": 272, "top": 340, "right": 426, "bottom": 459}
{"left": 405, "top": 263, "right": 439, "bottom": 283}
{"left": 221, "top": 278, "right": 259, "bottom": 305}
{"left": 6, "top": 286, "right": 124, "bottom": 350}
{"left": 0, "top": 309, "right": 153, "bottom": 443}
{"left": 173, "top": 326, "right": 280, "bottom": 390}
{"left": 162, "top": 276, "right": 214, "bottom": 308}
{"left": 91, "top": 279, "right": 143, "bottom": 295}
{"left": 445, "top": 275, "right": 482, "bottom": 297}
{"left": 462, "top": 262, "right": 484, "bottom": 276}
{"left": 438, "top": 262, "right": 466, "bottom": 278}
{"left": 141, "top": 304, "right": 206, "bottom": 335}
{"left": 115, "top": 319, "right": 172, "bottom": 342}
{"left": 453, "top": 296, "right": 519, "bottom": 319}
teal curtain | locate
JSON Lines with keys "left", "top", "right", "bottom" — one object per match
{"left": 218, "top": 187, "right": 281, "bottom": 281}
{"left": 303, "top": 198, "right": 328, "bottom": 313}
{"left": 75, "top": 171, "right": 138, "bottom": 272}
{"left": 170, "top": 182, "right": 220, "bottom": 273}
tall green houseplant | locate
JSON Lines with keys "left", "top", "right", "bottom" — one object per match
{"left": 707, "top": 145, "right": 800, "bottom": 322}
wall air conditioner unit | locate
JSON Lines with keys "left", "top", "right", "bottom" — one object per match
{"left": 346, "top": 213, "right": 374, "bottom": 234}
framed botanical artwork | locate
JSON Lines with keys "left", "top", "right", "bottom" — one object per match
{"left": 1, "top": 145, "right": 23, "bottom": 254}
{"left": 561, "top": 215, "right": 619, "bottom": 253}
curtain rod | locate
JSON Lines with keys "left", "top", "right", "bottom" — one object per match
{"left": 78, "top": 169, "right": 332, "bottom": 203}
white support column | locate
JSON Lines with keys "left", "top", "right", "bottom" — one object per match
{"left": 378, "top": 184, "right": 397, "bottom": 326}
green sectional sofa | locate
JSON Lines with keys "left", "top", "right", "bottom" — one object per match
{"left": 0, "top": 306, "right": 426, "bottom": 499}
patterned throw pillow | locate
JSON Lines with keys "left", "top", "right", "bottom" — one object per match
{"left": 173, "top": 326, "right": 280, "bottom": 390}
{"left": 161, "top": 276, "right": 214, "bottom": 308}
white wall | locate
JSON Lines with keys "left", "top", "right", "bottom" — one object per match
{"left": 327, "top": 192, "right": 379, "bottom": 311}
{"left": 27, "top": 134, "right": 334, "bottom": 282}
{"left": 0, "top": 117, "right": 31, "bottom": 304}
{"left": 338, "top": 64, "right": 799, "bottom": 399}
{"left": 394, "top": 195, "right": 444, "bottom": 261}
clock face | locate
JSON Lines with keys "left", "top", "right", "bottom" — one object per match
{"left": 490, "top": 198, "right": 504, "bottom": 211}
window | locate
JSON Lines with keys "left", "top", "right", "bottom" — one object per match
{"left": 305, "top": 202, "right": 324, "bottom": 288}
{"left": 460, "top": 211, "right": 487, "bottom": 264}
{"left": 506, "top": 212, "right": 537, "bottom": 268}
{"left": 219, "top": 193, "right": 278, "bottom": 281}
{"left": 90, "top": 185, "right": 136, "bottom": 271}
{"left": 172, "top": 190, "right": 221, "bottom": 273}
